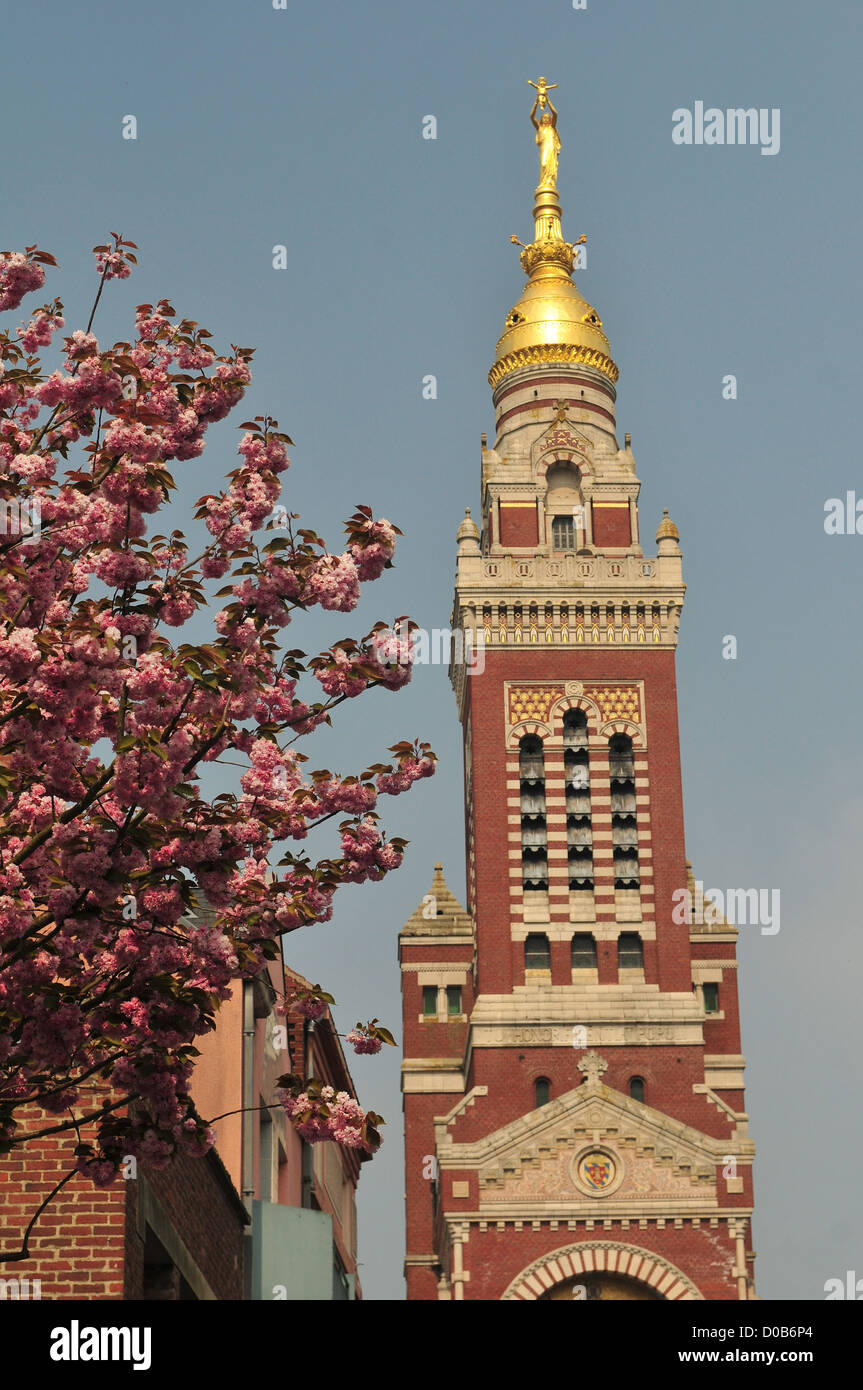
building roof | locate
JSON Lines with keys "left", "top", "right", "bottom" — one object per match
{"left": 400, "top": 862, "right": 474, "bottom": 939}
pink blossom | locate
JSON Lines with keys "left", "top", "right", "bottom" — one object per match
{"left": 94, "top": 250, "right": 131, "bottom": 280}
{"left": 0, "top": 238, "right": 432, "bottom": 1187}
{"left": 346, "top": 1028, "right": 383, "bottom": 1056}
{"left": 18, "top": 311, "right": 64, "bottom": 354}
{"left": 0, "top": 253, "right": 46, "bottom": 312}
{"left": 305, "top": 553, "right": 360, "bottom": 612}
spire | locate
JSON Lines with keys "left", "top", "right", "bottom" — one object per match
{"left": 489, "top": 79, "right": 618, "bottom": 390}
{"left": 401, "top": 862, "right": 473, "bottom": 938}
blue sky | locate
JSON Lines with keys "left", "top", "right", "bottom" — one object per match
{"left": 5, "top": 0, "right": 862, "bottom": 1300}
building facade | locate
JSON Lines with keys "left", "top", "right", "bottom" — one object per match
{"left": 399, "top": 86, "right": 756, "bottom": 1302}
{"left": 0, "top": 941, "right": 364, "bottom": 1301}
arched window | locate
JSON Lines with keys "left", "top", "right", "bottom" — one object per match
{"left": 545, "top": 463, "right": 583, "bottom": 551}
{"left": 535, "top": 1077, "right": 551, "bottom": 1108}
{"left": 629, "top": 1076, "right": 645, "bottom": 1103}
{"left": 609, "top": 733, "right": 639, "bottom": 888}
{"left": 571, "top": 934, "right": 597, "bottom": 970}
{"left": 524, "top": 933, "right": 551, "bottom": 973}
{"left": 618, "top": 933, "right": 643, "bottom": 972}
{"left": 564, "top": 710, "right": 593, "bottom": 891}
{"left": 519, "top": 735, "right": 548, "bottom": 893}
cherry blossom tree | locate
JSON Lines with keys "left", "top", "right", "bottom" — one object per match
{"left": 0, "top": 236, "right": 434, "bottom": 1215}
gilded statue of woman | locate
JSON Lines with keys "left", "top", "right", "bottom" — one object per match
{"left": 529, "top": 84, "right": 561, "bottom": 191}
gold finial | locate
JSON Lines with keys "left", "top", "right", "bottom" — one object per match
{"left": 527, "top": 76, "right": 558, "bottom": 107}
{"left": 528, "top": 77, "right": 562, "bottom": 192}
{"left": 517, "top": 78, "right": 572, "bottom": 271}
{"left": 489, "top": 82, "right": 618, "bottom": 389}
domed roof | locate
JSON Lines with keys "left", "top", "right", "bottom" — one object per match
{"left": 492, "top": 258, "right": 615, "bottom": 387}
{"left": 456, "top": 507, "right": 480, "bottom": 542}
{"left": 489, "top": 88, "right": 618, "bottom": 390}
{"left": 656, "top": 509, "right": 680, "bottom": 542}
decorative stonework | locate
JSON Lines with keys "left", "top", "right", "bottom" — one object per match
{"left": 587, "top": 685, "right": 640, "bottom": 724}
{"left": 479, "top": 1133, "right": 712, "bottom": 1207}
{"left": 507, "top": 681, "right": 641, "bottom": 727}
{"left": 508, "top": 684, "right": 565, "bottom": 725}
{"left": 436, "top": 1080, "right": 744, "bottom": 1212}
{"left": 501, "top": 1242, "right": 704, "bottom": 1301}
{"left": 543, "top": 427, "right": 586, "bottom": 453}
{"left": 577, "top": 1050, "right": 608, "bottom": 1086}
{"left": 571, "top": 1146, "right": 622, "bottom": 1197}
{"left": 471, "top": 1022, "right": 703, "bottom": 1048}
{"left": 489, "top": 343, "right": 619, "bottom": 388}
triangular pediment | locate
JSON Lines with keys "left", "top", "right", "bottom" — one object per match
{"left": 437, "top": 1075, "right": 739, "bottom": 1215}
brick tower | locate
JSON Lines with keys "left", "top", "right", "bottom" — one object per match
{"left": 399, "top": 82, "right": 756, "bottom": 1302}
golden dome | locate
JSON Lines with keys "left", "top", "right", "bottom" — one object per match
{"left": 491, "top": 272, "right": 616, "bottom": 387}
{"left": 489, "top": 87, "right": 618, "bottom": 389}
{"left": 656, "top": 509, "right": 680, "bottom": 542}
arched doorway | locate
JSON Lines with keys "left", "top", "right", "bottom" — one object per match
{"left": 540, "top": 1272, "right": 663, "bottom": 1301}
{"left": 501, "top": 1241, "right": 702, "bottom": 1301}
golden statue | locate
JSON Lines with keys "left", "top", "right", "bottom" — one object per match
{"left": 528, "top": 76, "right": 561, "bottom": 191}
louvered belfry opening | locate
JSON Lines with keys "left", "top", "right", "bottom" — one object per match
{"left": 609, "top": 732, "right": 639, "bottom": 888}
{"left": 519, "top": 734, "right": 548, "bottom": 892}
{"left": 563, "top": 709, "right": 593, "bottom": 891}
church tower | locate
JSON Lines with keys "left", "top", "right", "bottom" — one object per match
{"left": 399, "top": 81, "right": 756, "bottom": 1302}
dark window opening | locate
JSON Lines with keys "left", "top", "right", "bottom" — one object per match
{"left": 446, "top": 985, "right": 462, "bottom": 1016}
{"left": 629, "top": 1077, "right": 645, "bottom": 1103}
{"left": 535, "top": 1077, "right": 551, "bottom": 1107}
{"left": 618, "top": 933, "right": 643, "bottom": 972}
{"left": 142, "top": 1227, "right": 195, "bottom": 1302}
{"left": 702, "top": 983, "right": 720, "bottom": 1014}
{"left": 525, "top": 933, "right": 551, "bottom": 973}
{"left": 571, "top": 934, "right": 597, "bottom": 970}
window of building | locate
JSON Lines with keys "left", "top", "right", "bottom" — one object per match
{"left": 618, "top": 932, "right": 643, "bottom": 971}
{"left": 552, "top": 514, "right": 575, "bottom": 550}
{"left": 609, "top": 733, "right": 639, "bottom": 888}
{"left": 571, "top": 934, "right": 597, "bottom": 970}
{"left": 446, "top": 985, "right": 462, "bottom": 1016}
{"left": 702, "top": 982, "right": 720, "bottom": 1014}
{"left": 629, "top": 1077, "right": 645, "bottom": 1103}
{"left": 422, "top": 985, "right": 437, "bottom": 1016}
{"left": 524, "top": 933, "right": 551, "bottom": 973}
{"left": 535, "top": 1077, "right": 551, "bottom": 1107}
{"left": 259, "top": 1099, "right": 274, "bottom": 1202}
{"left": 520, "top": 734, "right": 548, "bottom": 892}
{"left": 564, "top": 709, "right": 593, "bottom": 891}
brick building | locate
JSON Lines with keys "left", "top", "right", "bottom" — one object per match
{"left": 0, "top": 930, "right": 364, "bottom": 1301}
{"left": 399, "top": 87, "right": 756, "bottom": 1302}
